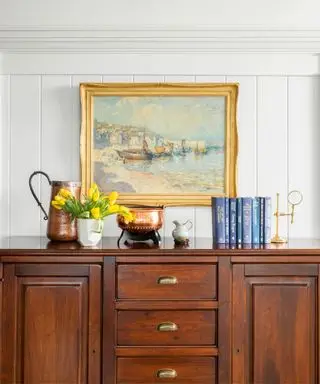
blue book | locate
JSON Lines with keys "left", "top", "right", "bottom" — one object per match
{"left": 242, "top": 197, "right": 253, "bottom": 244}
{"left": 229, "top": 198, "right": 237, "bottom": 245}
{"left": 259, "top": 197, "right": 265, "bottom": 243}
{"left": 236, "top": 197, "right": 243, "bottom": 245}
{"left": 225, "top": 198, "right": 230, "bottom": 244}
{"left": 252, "top": 197, "right": 260, "bottom": 244}
{"left": 211, "top": 197, "right": 226, "bottom": 243}
{"left": 264, "top": 197, "right": 272, "bottom": 243}
{"left": 243, "top": 243, "right": 261, "bottom": 250}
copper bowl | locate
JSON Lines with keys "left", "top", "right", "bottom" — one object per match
{"left": 117, "top": 206, "right": 164, "bottom": 235}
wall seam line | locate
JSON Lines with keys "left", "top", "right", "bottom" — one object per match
{"left": 286, "top": 77, "right": 290, "bottom": 238}
{"left": 39, "top": 75, "right": 42, "bottom": 236}
{"left": 8, "top": 75, "right": 11, "bottom": 237}
{"left": 255, "top": 75, "right": 258, "bottom": 196}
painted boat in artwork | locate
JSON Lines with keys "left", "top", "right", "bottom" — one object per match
{"left": 115, "top": 149, "right": 153, "bottom": 160}
{"left": 154, "top": 146, "right": 166, "bottom": 154}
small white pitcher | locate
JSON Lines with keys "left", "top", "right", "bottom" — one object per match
{"left": 172, "top": 220, "right": 193, "bottom": 242}
{"left": 77, "top": 218, "right": 104, "bottom": 247}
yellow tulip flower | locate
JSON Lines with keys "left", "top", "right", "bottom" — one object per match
{"left": 107, "top": 204, "right": 120, "bottom": 214}
{"left": 118, "top": 205, "right": 130, "bottom": 214}
{"left": 92, "top": 190, "right": 100, "bottom": 202}
{"left": 88, "top": 187, "right": 94, "bottom": 199}
{"left": 54, "top": 195, "right": 66, "bottom": 206}
{"left": 88, "top": 183, "right": 98, "bottom": 198}
{"left": 108, "top": 191, "right": 118, "bottom": 205}
{"left": 120, "top": 210, "right": 134, "bottom": 224}
{"left": 58, "top": 188, "right": 73, "bottom": 199}
{"left": 91, "top": 207, "right": 100, "bottom": 219}
{"left": 51, "top": 200, "right": 62, "bottom": 210}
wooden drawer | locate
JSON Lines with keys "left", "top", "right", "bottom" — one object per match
{"left": 117, "top": 310, "right": 216, "bottom": 346}
{"left": 117, "top": 357, "right": 216, "bottom": 383}
{"left": 117, "top": 264, "right": 217, "bottom": 300}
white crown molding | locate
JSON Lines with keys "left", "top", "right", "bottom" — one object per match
{"left": 1, "top": 25, "right": 320, "bottom": 53}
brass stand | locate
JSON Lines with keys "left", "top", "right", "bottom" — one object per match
{"left": 271, "top": 191, "right": 301, "bottom": 244}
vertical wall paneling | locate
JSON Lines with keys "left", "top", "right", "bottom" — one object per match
{"left": 71, "top": 75, "right": 102, "bottom": 181}
{"left": 1, "top": 66, "right": 319, "bottom": 239}
{"left": 227, "top": 76, "right": 257, "bottom": 196}
{"left": 41, "top": 76, "right": 73, "bottom": 235}
{"left": 10, "top": 76, "right": 41, "bottom": 235}
{"left": 194, "top": 76, "right": 226, "bottom": 238}
{"left": 257, "top": 76, "right": 288, "bottom": 238}
{"left": 288, "top": 77, "right": 320, "bottom": 239}
{"left": 0, "top": 75, "right": 10, "bottom": 236}
{"left": 194, "top": 207, "right": 212, "bottom": 239}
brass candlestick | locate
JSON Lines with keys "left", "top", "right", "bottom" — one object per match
{"left": 271, "top": 190, "right": 303, "bottom": 243}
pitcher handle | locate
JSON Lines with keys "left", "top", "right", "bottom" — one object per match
{"left": 184, "top": 220, "right": 193, "bottom": 231}
{"left": 28, "top": 171, "right": 52, "bottom": 221}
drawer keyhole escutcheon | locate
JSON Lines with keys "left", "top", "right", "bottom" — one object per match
{"left": 156, "top": 368, "right": 177, "bottom": 378}
{"left": 157, "top": 276, "right": 178, "bottom": 285}
{"left": 157, "top": 322, "right": 178, "bottom": 332}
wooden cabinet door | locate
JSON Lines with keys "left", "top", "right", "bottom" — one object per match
{"left": 1, "top": 263, "right": 101, "bottom": 384}
{"left": 0, "top": 262, "right": 2, "bottom": 383}
{"left": 232, "top": 263, "right": 318, "bottom": 384}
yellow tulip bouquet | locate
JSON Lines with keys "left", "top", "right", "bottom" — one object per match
{"left": 51, "top": 183, "right": 134, "bottom": 223}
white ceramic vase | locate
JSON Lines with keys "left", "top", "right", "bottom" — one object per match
{"left": 77, "top": 218, "right": 104, "bottom": 247}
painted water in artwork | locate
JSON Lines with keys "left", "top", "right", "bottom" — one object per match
{"left": 93, "top": 96, "right": 226, "bottom": 194}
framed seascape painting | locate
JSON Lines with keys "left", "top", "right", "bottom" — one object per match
{"left": 80, "top": 83, "right": 238, "bottom": 206}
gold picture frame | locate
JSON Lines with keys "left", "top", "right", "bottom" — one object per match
{"left": 80, "top": 82, "right": 238, "bottom": 206}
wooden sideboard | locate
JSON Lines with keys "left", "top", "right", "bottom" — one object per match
{"left": 0, "top": 237, "right": 320, "bottom": 383}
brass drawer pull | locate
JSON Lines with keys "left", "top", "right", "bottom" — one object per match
{"left": 157, "top": 322, "right": 178, "bottom": 332}
{"left": 156, "top": 368, "right": 177, "bottom": 378}
{"left": 157, "top": 276, "right": 178, "bottom": 285}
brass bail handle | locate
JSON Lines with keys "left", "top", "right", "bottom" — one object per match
{"left": 156, "top": 368, "right": 177, "bottom": 378}
{"left": 29, "top": 171, "right": 52, "bottom": 221}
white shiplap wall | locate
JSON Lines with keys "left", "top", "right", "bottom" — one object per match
{"left": 0, "top": 52, "right": 319, "bottom": 239}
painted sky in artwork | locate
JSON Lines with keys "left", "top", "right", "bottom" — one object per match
{"left": 93, "top": 96, "right": 226, "bottom": 143}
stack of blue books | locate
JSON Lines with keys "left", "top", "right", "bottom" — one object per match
{"left": 211, "top": 196, "right": 272, "bottom": 246}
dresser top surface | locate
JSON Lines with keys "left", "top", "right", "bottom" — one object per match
{"left": 1, "top": 236, "right": 320, "bottom": 256}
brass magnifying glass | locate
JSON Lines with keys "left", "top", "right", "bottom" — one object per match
{"left": 271, "top": 190, "right": 303, "bottom": 244}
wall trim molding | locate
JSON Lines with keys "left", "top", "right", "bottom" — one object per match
{"left": 1, "top": 25, "right": 320, "bottom": 53}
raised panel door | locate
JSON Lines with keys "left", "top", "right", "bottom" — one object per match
{"left": 1, "top": 263, "right": 101, "bottom": 384}
{"left": 232, "top": 263, "right": 318, "bottom": 384}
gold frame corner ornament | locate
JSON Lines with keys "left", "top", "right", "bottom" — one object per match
{"left": 80, "top": 82, "right": 239, "bottom": 207}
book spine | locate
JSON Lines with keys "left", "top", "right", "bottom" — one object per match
{"left": 243, "top": 243, "right": 260, "bottom": 250}
{"left": 236, "top": 197, "right": 243, "bottom": 245}
{"left": 264, "top": 197, "right": 272, "bottom": 243}
{"left": 213, "top": 243, "right": 230, "bottom": 250}
{"left": 229, "top": 198, "right": 237, "bottom": 245}
{"left": 211, "top": 197, "right": 217, "bottom": 243}
{"left": 225, "top": 198, "right": 229, "bottom": 244}
{"left": 259, "top": 197, "right": 265, "bottom": 243}
{"left": 252, "top": 197, "right": 260, "bottom": 244}
{"left": 242, "top": 197, "right": 252, "bottom": 244}
{"left": 211, "top": 197, "right": 226, "bottom": 243}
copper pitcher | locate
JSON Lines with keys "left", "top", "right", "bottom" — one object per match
{"left": 29, "top": 171, "right": 81, "bottom": 241}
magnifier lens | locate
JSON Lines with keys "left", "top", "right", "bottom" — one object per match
{"left": 288, "top": 190, "right": 303, "bottom": 205}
